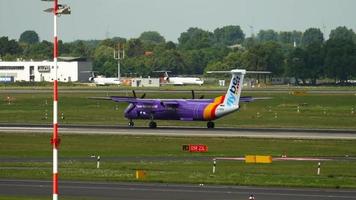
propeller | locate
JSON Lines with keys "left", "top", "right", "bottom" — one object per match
{"left": 191, "top": 90, "right": 205, "bottom": 99}
{"left": 132, "top": 90, "right": 146, "bottom": 99}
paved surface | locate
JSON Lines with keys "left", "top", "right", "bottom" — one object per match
{"left": 0, "top": 124, "right": 356, "bottom": 139}
{"left": 0, "top": 179, "right": 355, "bottom": 200}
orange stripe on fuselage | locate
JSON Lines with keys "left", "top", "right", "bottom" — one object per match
{"left": 203, "top": 95, "right": 225, "bottom": 120}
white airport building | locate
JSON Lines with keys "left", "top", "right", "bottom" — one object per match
{"left": 0, "top": 58, "right": 92, "bottom": 83}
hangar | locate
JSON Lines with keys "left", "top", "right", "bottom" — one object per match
{"left": 0, "top": 57, "right": 92, "bottom": 83}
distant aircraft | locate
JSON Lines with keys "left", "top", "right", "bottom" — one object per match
{"left": 93, "top": 69, "right": 268, "bottom": 128}
{"left": 88, "top": 72, "right": 121, "bottom": 86}
{"left": 154, "top": 71, "right": 204, "bottom": 86}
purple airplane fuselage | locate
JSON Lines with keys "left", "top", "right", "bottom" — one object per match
{"left": 123, "top": 98, "right": 216, "bottom": 121}
{"left": 94, "top": 69, "right": 258, "bottom": 128}
{"left": 111, "top": 95, "right": 252, "bottom": 122}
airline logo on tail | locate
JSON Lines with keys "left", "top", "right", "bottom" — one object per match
{"left": 226, "top": 75, "right": 241, "bottom": 107}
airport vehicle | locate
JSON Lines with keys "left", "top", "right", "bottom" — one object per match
{"left": 94, "top": 69, "right": 264, "bottom": 128}
{"left": 155, "top": 71, "right": 204, "bottom": 86}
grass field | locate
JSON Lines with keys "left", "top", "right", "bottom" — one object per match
{"left": 1, "top": 90, "right": 356, "bottom": 129}
{"left": 1, "top": 133, "right": 356, "bottom": 189}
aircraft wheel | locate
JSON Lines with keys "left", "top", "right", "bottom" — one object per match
{"left": 207, "top": 121, "right": 215, "bottom": 129}
{"left": 128, "top": 121, "right": 134, "bottom": 127}
{"left": 149, "top": 121, "right": 157, "bottom": 129}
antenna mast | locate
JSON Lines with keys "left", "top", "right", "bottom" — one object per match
{"left": 114, "top": 43, "right": 125, "bottom": 80}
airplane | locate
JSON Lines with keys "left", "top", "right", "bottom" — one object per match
{"left": 87, "top": 72, "right": 121, "bottom": 86}
{"left": 89, "top": 76, "right": 121, "bottom": 86}
{"left": 154, "top": 71, "right": 204, "bottom": 86}
{"left": 92, "top": 69, "right": 268, "bottom": 128}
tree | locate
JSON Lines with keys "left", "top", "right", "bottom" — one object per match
{"left": 243, "top": 37, "right": 258, "bottom": 49}
{"left": 122, "top": 56, "right": 151, "bottom": 76}
{"left": 213, "top": 25, "right": 245, "bottom": 45}
{"left": 127, "top": 39, "right": 144, "bottom": 57}
{"left": 19, "top": 30, "right": 40, "bottom": 44}
{"left": 178, "top": 27, "right": 214, "bottom": 50}
{"left": 23, "top": 40, "right": 52, "bottom": 60}
{"left": 257, "top": 30, "right": 278, "bottom": 42}
{"left": 139, "top": 31, "right": 165, "bottom": 44}
{"left": 205, "top": 61, "right": 229, "bottom": 72}
{"left": 329, "top": 26, "right": 356, "bottom": 43}
{"left": 0, "top": 37, "right": 22, "bottom": 56}
{"left": 278, "top": 31, "right": 302, "bottom": 46}
{"left": 286, "top": 47, "right": 308, "bottom": 84}
{"left": 223, "top": 51, "right": 245, "bottom": 69}
{"left": 165, "top": 41, "right": 176, "bottom": 50}
{"left": 301, "top": 28, "right": 324, "bottom": 46}
{"left": 93, "top": 45, "right": 116, "bottom": 76}
{"left": 278, "top": 31, "right": 294, "bottom": 44}
{"left": 324, "top": 38, "right": 356, "bottom": 83}
{"left": 153, "top": 50, "right": 185, "bottom": 74}
{"left": 242, "top": 41, "right": 284, "bottom": 75}
{"left": 181, "top": 50, "right": 206, "bottom": 74}
{"left": 69, "top": 41, "right": 90, "bottom": 57}
{"left": 305, "top": 42, "right": 325, "bottom": 85}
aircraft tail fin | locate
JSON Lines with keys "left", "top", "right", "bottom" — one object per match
{"left": 224, "top": 69, "right": 246, "bottom": 108}
{"left": 207, "top": 69, "right": 270, "bottom": 109}
{"left": 207, "top": 69, "right": 246, "bottom": 109}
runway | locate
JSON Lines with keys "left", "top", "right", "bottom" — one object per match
{"left": 0, "top": 124, "right": 356, "bottom": 139}
{"left": 0, "top": 179, "right": 355, "bottom": 200}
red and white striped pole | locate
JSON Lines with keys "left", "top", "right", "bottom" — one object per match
{"left": 42, "top": 1, "right": 70, "bottom": 199}
{"left": 51, "top": 1, "right": 60, "bottom": 200}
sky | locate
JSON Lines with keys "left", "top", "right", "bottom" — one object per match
{"left": 0, "top": 0, "right": 355, "bottom": 42}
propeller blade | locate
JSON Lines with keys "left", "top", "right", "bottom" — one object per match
{"left": 126, "top": 104, "right": 136, "bottom": 114}
{"left": 199, "top": 95, "right": 205, "bottom": 99}
{"left": 141, "top": 93, "right": 146, "bottom": 99}
{"left": 132, "top": 90, "right": 137, "bottom": 98}
{"left": 191, "top": 90, "right": 195, "bottom": 99}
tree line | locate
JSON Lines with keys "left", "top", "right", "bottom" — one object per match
{"left": 1, "top": 26, "right": 356, "bottom": 84}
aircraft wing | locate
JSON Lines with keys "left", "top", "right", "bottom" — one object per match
{"left": 91, "top": 96, "right": 180, "bottom": 107}
{"left": 89, "top": 96, "right": 137, "bottom": 103}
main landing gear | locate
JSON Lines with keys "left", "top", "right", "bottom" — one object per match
{"left": 128, "top": 120, "right": 134, "bottom": 127}
{"left": 127, "top": 120, "right": 157, "bottom": 128}
{"left": 207, "top": 121, "right": 215, "bottom": 129}
{"left": 149, "top": 121, "right": 157, "bottom": 129}
{"left": 148, "top": 114, "right": 157, "bottom": 129}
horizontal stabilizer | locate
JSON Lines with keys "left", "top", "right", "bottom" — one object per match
{"left": 207, "top": 70, "right": 271, "bottom": 74}
{"left": 240, "top": 96, "right": 272, "bottom": 102}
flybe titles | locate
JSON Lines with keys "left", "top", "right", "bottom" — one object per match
{"left": 226, "top": 75, "right": 241, "bottom": 107}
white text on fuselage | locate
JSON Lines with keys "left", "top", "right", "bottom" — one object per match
{"left": 136, "top": 105, "right": 158, "bottom": 109}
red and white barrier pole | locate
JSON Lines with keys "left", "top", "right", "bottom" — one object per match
{"left": 42, "top": 1, "right": 70, "bottom": 199}
{"left": 52, "top": 1, "right": 59, "bottom": 200}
